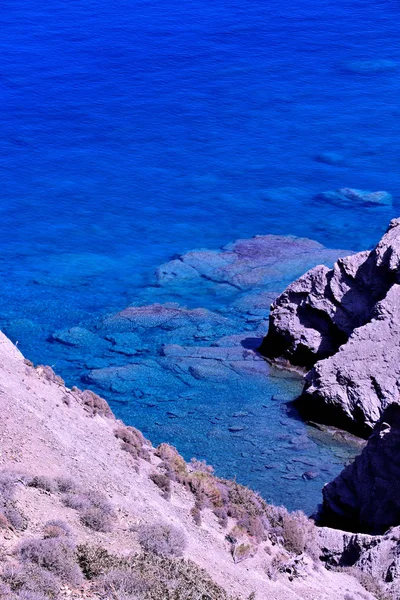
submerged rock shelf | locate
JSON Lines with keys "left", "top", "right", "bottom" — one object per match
{"left": 2, "top": 233, "right": 364, "bottom": 514}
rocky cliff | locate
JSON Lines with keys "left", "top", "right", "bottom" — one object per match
{"left": 261, "top": 218, "right": 400, "bottom": 436}
{"left": 320, "top": 403, "right": 400, "bottom": 535}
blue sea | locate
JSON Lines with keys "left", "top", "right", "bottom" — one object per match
{"left": 1, "top": 0, "right": 399, "bottom": 513}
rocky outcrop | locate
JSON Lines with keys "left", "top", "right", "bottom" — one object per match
{"left": 318, "top": 525, "right": 400, "bottom": 598}
{"left": 261, "top": 218, "right": 400, "bottom": 435}
{"left": 320, "top": 404, "right": 400, "bottom": 535}
{"left": 301, "top": 284, "right": 400, "bottom": 435}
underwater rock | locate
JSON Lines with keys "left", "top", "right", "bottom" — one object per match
{"left": 83, "top": 360, "right": 186, "bottom": 396}
{"left": 106, "top": 332, "right": 145, "bottom": 356}
{"left": 156, "top": 235, "right": 348, "bottom": 291}
{"left": 52, "top": 326, "right": 104, "bottom": 349}
{"left": 320, "top": 404, "right": 400, "bottom": 535}
{"left": 315, "top": 188, "right": 392, "bottom": 208}
{"left": 261, "top": 218, "right": 400, "bottom": 434}
{"left": 259, "top": 186, "right": 309, "bottom": 203}
{"left": 314, "top": 152, "right": 345, "bottom": 166}
{"left": 343, "top": 59, "right": 398, "bottom": 74}
{"left": 98, "top": 303, "right": 230, "bottom": 333}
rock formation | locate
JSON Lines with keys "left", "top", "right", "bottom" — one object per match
{"left": 320, "top": 403, "right": 400, "bottom": 535}
{"left": 318, "top": 524, "right": 400, "bottom": 598}
{"left": 261, "top": 218, "right": 400, "bottom": 436}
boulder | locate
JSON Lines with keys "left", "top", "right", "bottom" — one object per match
{"left": 320, "top": 404, "right": 400, "bottom": 535}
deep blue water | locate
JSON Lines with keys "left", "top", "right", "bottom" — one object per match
{"left": 1, "top": 0, "right": 399, "bottom": 512}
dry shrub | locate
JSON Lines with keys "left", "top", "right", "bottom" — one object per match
{"left": 17, "top": 537, "right": 82, "bottom": 587}
{"left": 28, "top": 476, "right": 56, "bottom": 493}
{"left": 115, "top": 426, "right": 151, "bottom": 460}
{"left": 138, "top": 523, "right": 187, "bottom": 557}
{"left": 36, "top": 366, "right": 64, "bottom": 386}
{"left": 3, "top": 506, "right": 27, "bottom": 532}
{"left": 55, "top": 477, "right": 80, "bottom": 494}
{"left": 79, "top": 545, "right": 240, "bottom": 600}
{"left": 153, "top": 444, "right": 269, "bottom": 542}
{"left": 94, "top": 567, "right": 149, "bottom": 597}
{"left": 1, "top": 562, "right": 60, "bottom": 598}
{"left": 61, "top": 487, "right": 116, "bottom": 532}
{"left": 189, "top": 458, "right": 214, "bottom": 475}
{"left": 0, "top": 581, "right": 11, "bottom": 598}
{"left": 279, "top": 510, "right": 317, "bottom": 557}
{"left": 75, "top": 388, "right": 113, "bottom": 418}
{"left": 62, "top": 492, "right": 91, "bottom": 511}
{"left": 81, "top": 507, "right": 113, "bottom": 533}
{"left": 0, "top": 475, "right": 28, "bottom": 533}
{"left": 77, "top": 544, "right": 122, "bottom": 579}
{"left": 232, "top": 542, "right": 256, "bottom": 564}
{"left": 190, "top": 505, "right": 201, "bottom": 526}
{"left": 149, "top": 472, "right": 171, "bottom": 500}
{"left": 155, "top": 444, "right": 187, "bottom": 482}
{"left": 213, "top": 507, "right": 228, "bottom": 528}
{"left": 43, "top": 520, "right": 71, "bottom": 539}
{"left": 15, "top": 592, "right": 48, "bottom": 600}
{"left": 0, "top": 473, "right": 20, "bottom": 501}
{"left": 153, "top": 445, "right": 320, "bottom": 562}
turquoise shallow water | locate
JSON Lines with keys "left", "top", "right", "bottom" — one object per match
{"left": 1, "top": 0, "right": 399, "bottom": 512}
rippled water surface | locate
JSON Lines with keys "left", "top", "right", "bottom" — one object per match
{"left": 1, "top": 0, "right": 399, "bottom": 512}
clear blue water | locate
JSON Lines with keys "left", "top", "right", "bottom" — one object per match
{"left": 1, "top": 0, "right": 399, "bottom": 512}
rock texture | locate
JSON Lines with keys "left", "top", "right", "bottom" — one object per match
{"left": 320, "top": 404, "right": 400, "bottom": 535}
{"left": 261, "top": 218, "right": 400, "bottom": 435}
{"left": 318, "top": 525, "right": 400, "bottom": 598}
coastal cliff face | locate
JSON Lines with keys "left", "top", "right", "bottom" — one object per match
{"left": 261, "top": 218, "right": 400, "bottom": 436}
{"left": 0, "top": 330, "right": 371, "bottom": 600}
{"left": 320, "top": 404, "right": 400, "bottom": 535}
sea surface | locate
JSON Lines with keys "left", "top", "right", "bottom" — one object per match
{"left": 1, "top": 0, "right": 399, "bottom": 513}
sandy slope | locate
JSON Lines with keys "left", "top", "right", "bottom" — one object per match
{"left": 0, "top": 331, "right": 371, "bottom": 600}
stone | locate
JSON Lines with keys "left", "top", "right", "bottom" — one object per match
{"left": 261, "top": 218, "right": 400, "bottom": 435}
{"left": 320, "top": 404, "right": 400, "bottom": 535}
{"left": 302, "top": 470, "right": 320, "bottom": 480}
